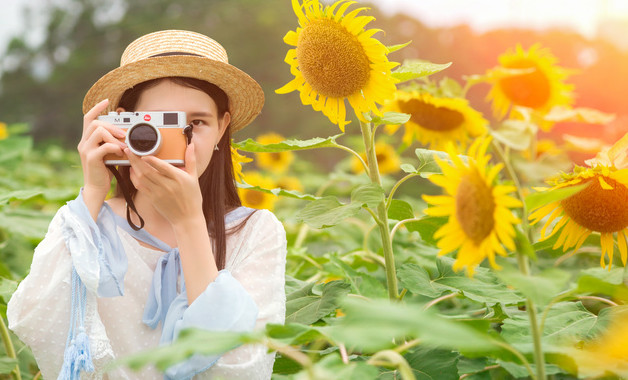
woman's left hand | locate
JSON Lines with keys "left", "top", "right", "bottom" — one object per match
{"left": 126, "top": 144, "right": 203, "bottom": 224}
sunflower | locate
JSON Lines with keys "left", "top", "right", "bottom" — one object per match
{"left": 231, "top": 145, "right": 252, "bottom": 183}
{"left": 0, "top": 122, "right": 8, "bottom": 140}
{"left": 486, "top": 44, "right": 573, "bottom": 126}
{"left": 529, "top": 164, "right": 628, "bottom": 269}
{"left": 238, "top": 171, "right": 278, "bottom": 210}
{"left": 277, "top": 176, "right": 304, "bottom": 192}
{"left": 254, "top": 133, "right": 295, "bottom": 174}
{"left": 383, "top": 91, "right": 488, "bottom": 151}
{"left": 422, "top": 136, "right": 522, "bottom": 276}
{"left": 351, "top": 140, "right": 400, "bottom": 174}
{"left": 276, "top": 0, "right": 398, "bottom": 131}
{"left": 567, "top": 313, "right": 628, "bottom": 378}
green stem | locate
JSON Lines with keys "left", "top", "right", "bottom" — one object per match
{"left": 386, "top": 173, "right": 421, "bottom": 210}
{"left": 331, "top": 142, "right": 369, "bottom": 173}
{"left": 360, "top": 120, "right": 399, "bottom": 300}
{"left": 493, "top": 139, "right": 545, "bottom": 380}
{"left": 0, "top": 317, "right": 21, "bottom": 380}
{"left": 516, "top": 241, "right": 546, "bottom": 380}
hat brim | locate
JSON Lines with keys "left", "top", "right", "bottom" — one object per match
{"left": 82, "top": 55, "right": 264, "bottom": 132}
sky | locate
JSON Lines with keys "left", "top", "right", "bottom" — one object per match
{"left": 3, "top": 0, "right": 628, "bottom": 55}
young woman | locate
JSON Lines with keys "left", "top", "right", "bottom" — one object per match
{"left": 7, "top": 30, "right": 286, "bottom": 380}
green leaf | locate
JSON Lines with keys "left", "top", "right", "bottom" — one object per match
{"left": 404, "top": 216, "right": 446, "bottom": 244}
{"left": 0, "top": 277, "right": 18, "bottom": 302}
{"left": 330, "top": 298, "right": 502, "bottom": 353}
{"left": 370, "top": 112, "right": 410, "bottom": 127}
{"left": 400, "top": 163, "right": 418, "bottom": 174}
{"left": 233, "top": 134, "right": 342, "bottom": 152}
{"left": 328, "top": 255, "right": 387, "bottom": 298}
{"left": 525, "top": 183, "right": 587, "bottom": 212}
{"left": 265, "top": 323, "right": 324, "bottom": 346}
{"left": 351, "top": 183, "right": 384, "bottom": 209}
{"left": 398, "top": 258, "right": 524, "bottom": 305}
{"left": 387, "top": 199, "right": 415, "bottom": 221}
{"left": 514, "top": 227, "right": 537, "bottom": 261}
{"left": 0, "top": 189, "right": 44, "bottom": 205}
{"left": 308, "top": 353, "right": 380, "bottom": 380}
{"left": 387, "top": 40, "right": 412, "bottom": 53}
{"left": 237, "top": 182, "right": 319, "bottom": 201}
{"left": 296, "top": 196, "right": 362, "bottom": 229}
{"left": 490, "top": 120, "right": 536, "bottom": 151}
{"left": 0, "top": 357, "right": 18, "bottom": 374}
{"left": 496, "top": 268, "right": 570, "bottom": 306}
{"left": 392, "top": 60, "right": 452, "bottom": 83}
{"left": 501, "top": 301, "right": 597, "bottom": 351}
{"left": 404, "top": 346, "right": 460, "bottom": 380}
{"left": 285, "top": 280, "right": 351, "bottom": 325}
{"left": 0, "top": 136, "right": 32, "bottom": 163}
{"left": 397, "top": 263, "right": 449, "bottom": 298}
{"left": 0, "top": 209, "right": 54, "bottom": 238}
{"left": 119, "top": 329, "right": 256, "bottom": 371}
{"left": 576, "top": 275, "right": 628, "bottom": 302}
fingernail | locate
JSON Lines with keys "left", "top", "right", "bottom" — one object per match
{"left": 119, "top": 142, "right": 127, "bottom": 149}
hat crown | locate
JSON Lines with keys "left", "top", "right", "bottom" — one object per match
{"left": 120, "top": 30, "right": 229, "bottom": 66}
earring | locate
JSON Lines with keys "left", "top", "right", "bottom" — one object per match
{"left": 214, "top": 144, "right": 219, "bottom": 151}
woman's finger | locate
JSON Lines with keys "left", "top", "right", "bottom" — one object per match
{"left": 184, "top": 143, "right": 197, "bottom": 177}
{"left": 141, "top": 155, "right": 179, "bottom": 180}
{"left": 83, "top": 99, "right": 109, "bottom": 132}
{"left": 83, "top": 120, "right": 126, "bottom": 143}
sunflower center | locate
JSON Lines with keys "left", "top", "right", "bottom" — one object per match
{"left": 397, "top": 99, "right": 464, "bottom": 132}
{"left": 296, "top": 19, "right": 371, "bottom": 98}
{"left": 269, "top": 152, "right": 282, "bottom": 162}
{"left": 561, "top": 176, "right": 628, "bottom": 233}
{"left": 498, "top": 59, "right": 551, "bottom": 109}
{"left": 244, "top": 190, "right": 265, "bottom": 206}
{"left": 455, "top": 171, "right": 496, "bottom": 243}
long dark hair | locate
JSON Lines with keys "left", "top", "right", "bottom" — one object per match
{"left": 116, "top": 76, "right": 255, "bottom": 270}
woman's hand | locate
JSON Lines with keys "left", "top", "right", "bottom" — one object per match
{"left": 126, "top": 143, "right": 203, "bottom": 226}
{"left": 78, "top": 99, "right": 127, "bottom": 221}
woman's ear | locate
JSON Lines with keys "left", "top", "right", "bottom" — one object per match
{"left": 218, "top": 112, "right": 231, "bottom": 140}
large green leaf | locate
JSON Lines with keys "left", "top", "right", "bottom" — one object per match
{"left": 387, "top": 199, "right": 415, "bottom": 221}
{"left": 576, "top": 275, "right": 628, "bottom": 302}
{"left": 0, "top": 189, "right": 44, "bottom": 205}
{"left": 501, "top": 301, "right": 597, "bottom": 352}
{"left": 0, "top": 136, "right": 32, "bottom": 163}
{"left": 403, "top": 346, "right": 459, "bottom": 380}
{"left": 392, "top": 60, "right": 452, "bottom": 83}
{"left": 329, "top": 298, "right": 502, "bottom": 353}
{"left": 265, "top": 323, "right": 325, "bottom": 346}
{"left": 285, "top": 280, "right": 351, "bottom": 325}
{"left": 0, "top": 358, "right": 18, "bottom": 375}
{"left": 496, "top": 267, "right": 570, "bottom": 306}
{"left": 351, "top": 183, "right": 385, "bottom": 209}
{"left": 369, "top": 112, "right": 410, "bottom": 127}
{"left": 296, "top": 196, "right": 362, "bottom": 229}
{"left": 233, "top": 135, "right": 342, "bottom": 152}
{"left": 0, "top": 277, "right": 18, "bottom": 303}
{"left": 118, "top": 328, "right": 256, "bottom": 371}
{"left": 0, "top": 209, "right": 54, "bottom": 238}
{"left": 398, "top": 258, "right": 524, "bottom": 305}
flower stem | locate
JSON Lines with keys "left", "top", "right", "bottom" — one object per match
{"left": 0, "top": 317, "right": 21, "bottom": 380}
{"left": 360, "top": 119, "right": 399, "bottom": 300}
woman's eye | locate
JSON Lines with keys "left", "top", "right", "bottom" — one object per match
{"left": 191, "top": 120, "right": 204, "bottom": 126}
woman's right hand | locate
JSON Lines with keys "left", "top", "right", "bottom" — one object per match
{"left": 78, "top": 99, "right": 127, "bottom": 221}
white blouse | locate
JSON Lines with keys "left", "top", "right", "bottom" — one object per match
{"left": 7, "top": 194, "right": 287, "bottom": 379}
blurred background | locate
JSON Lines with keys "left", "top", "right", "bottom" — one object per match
{"left": 2, "top": 0, "right": 628, "bottom": 165}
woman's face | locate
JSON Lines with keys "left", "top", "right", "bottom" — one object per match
{"left": 129, "top": 79, "right": 230, "bottom": 177}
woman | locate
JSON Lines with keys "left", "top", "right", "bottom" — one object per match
{"left": 7, "top": 30, "right": 286, "bottom": 380}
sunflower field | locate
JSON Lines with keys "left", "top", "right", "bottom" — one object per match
{"left": 2, "top": 0, "right": 628, "bottom": 379}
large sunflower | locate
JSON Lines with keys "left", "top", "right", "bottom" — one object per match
{"left": 486, "top": 44, "right": 573, "bottom": 124}
{"left": 276, "top": 0, "right": 398, "bottom": 131}
{"left": 422, "top": 137, "right": 522, "bottom": 276}
{"left": 529, "top": 165, "right": 628, "bottom": 269}
{"left": 255, "top": 133, "right": 295, "bottom": 174}
{"left": 384, "top": 91, "right": 488, "bottom": 151}
{"left": 231, "top": 145, "right": 252, "bottom": 184}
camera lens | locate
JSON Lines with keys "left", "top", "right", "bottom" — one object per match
{"left": 126, "top": 123, "right": 161, "bottom": 155}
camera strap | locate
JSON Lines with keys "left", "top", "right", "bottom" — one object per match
{"left": 107, "top": 166, "right": 145, "bottom": 231}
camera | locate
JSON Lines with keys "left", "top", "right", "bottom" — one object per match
{"left": 99, "top": 111, "right": 190, "bottom": 166}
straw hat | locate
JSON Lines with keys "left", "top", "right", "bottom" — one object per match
{"left": 83, "top": 30, "right": 264, "bottom": 132}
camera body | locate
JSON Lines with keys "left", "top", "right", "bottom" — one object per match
{"left": 99, "top": 111, "right": 188, "bottom": 166}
